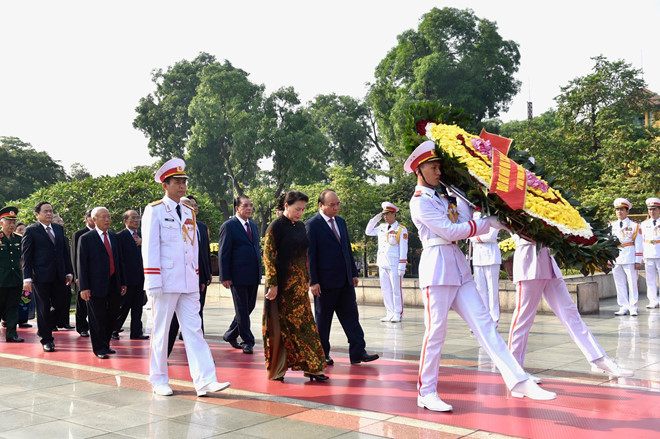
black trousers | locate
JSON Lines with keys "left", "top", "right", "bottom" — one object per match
{"left": 167, "top": 283, "right": 206, "bottom": 356}
{"left": 223, "top": 283, "right": 258, "bottom": 347}
{"left": 314, "top": 281, "right": 366, "bottom": 361}
{"left": 86, "top": 279, "right": 120, "bottom": 355}
{"left": 33, "top": 280, "right": 68, "bottom": 344}
{"left": 0, "top": 286, "right": 21, "bottom": 339}
{"left": 56, "top": 284, "right": 73, "bottom": 327}
{"left": 113, "top": 285, "right": 144, "bottom": 337}
{"left": 75, "top": 285, "right": 89, "bottom": 333}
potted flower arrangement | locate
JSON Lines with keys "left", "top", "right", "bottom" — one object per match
{"left": 404, "top": 103, "right": 619, "bottom": 274}
{"left": 498, "top": 237, "right": 516, "bottom": 280}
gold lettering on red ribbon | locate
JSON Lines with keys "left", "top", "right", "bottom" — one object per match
{"left": 489, "top": 149, "right": 526, "bottom": 210}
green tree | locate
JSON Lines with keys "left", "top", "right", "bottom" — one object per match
{"left": 0, "top": 136, "right": 67, "bottom": 205}
{"left": 69, "top": 162, "right": 92, "bottom": 180}
{"left": 187, "top": 60, "right": 265, "bottom": 218}
{"left": 309, "top": 94, "right": 377, "bottom": 178}
{"left": 133, "top": 52, "right": 217, "bottom": 160}
{"left": 369, "top": 7, "right": 521, "bottom": 155}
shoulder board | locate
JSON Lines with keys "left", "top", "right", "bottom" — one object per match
{"left": 14, "top": 232, "right": 22, "bottom": 237}
{"left": 414, "top": 190, "right": 422, "bottom": 197}
{"left": 149, "top": 200, "right": 164, "bottom": 206}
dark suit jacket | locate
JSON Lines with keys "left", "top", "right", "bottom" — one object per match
{"left": 77, "top": 229, "right": 124, "bottom": 297}
{"left": 116, "top": 229, "right": 144, "bottom": 288}
{"left": 218, "top": 216, "right": 261, "bottom": 286}
{"left": 22, "top": 222, "right": 73, "bottom": 283}
{"left": 306, "top": 213, "right": 358, "bottom": 289}
{"left": 197, "top": 221, "right": 213, "bottom": 286}
{"left": 71, "top": 226, "right": 92, "bottom": 281}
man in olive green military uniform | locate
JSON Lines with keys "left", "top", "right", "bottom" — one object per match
{"left": 0, "top": 206, "right": 25, "bottom": 342}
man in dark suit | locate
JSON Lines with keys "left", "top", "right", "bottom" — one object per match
{"left": 167, "top": 196, "right": 212, "bottom": 356}
{"left": 218, "top": 195, "right": 261, "bottom": 354}
{"left": 71, "top": 209, "right": 94, "bottom": 337}
{"left": 77, "top": 207, "right": 126, "bottom": 359}
{"left": 21, "top": 201, "right": 74, "bottom": 352}
{"left": 112, "top": 210, "right": 148, "bottom": 340}
{"left": 306, "top": 190, "right": 379, "bottom": 365}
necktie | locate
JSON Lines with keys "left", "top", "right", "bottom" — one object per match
{"left": 329, "top": 218, "right": 341, "bottom": 242}
{"left": 387, "top": 224, "right": 391, "bottom": 231}
{"left": 245, "top": 222, "right": 253, "bottom": 242}
{"left": 620, "top": 221, "right": 623, "bottom": 229}
{"left": 133, "top": 231, "right": 138, "bottom": 239}
{"left": 46, "top": 226, "right": 55, "bottom": 244}
{"left": 176, "top": 204, "right": 182, "bottom": 220}
{"left": 654, "top": 220, "right": 657, "bottom": 226}
{"left": 103, "top": 232, "right": 115, "bottom": 276}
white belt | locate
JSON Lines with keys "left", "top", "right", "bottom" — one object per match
{"left": 422, "top": 237, "right": 455, "bottom": 248}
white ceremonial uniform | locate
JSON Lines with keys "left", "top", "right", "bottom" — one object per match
{"left": 409, "top": 185, "right": 528, "bottom": 397}
{"left": 641, "top": 217, "right": 660, "bottom": 307}
{"left": 142, "top": 196, "right": 218, "bottom": 391}
{"left": 365, "top": 217, "right": 408, "bottom": 319}
{"left": 469, "top": 223, "right": 501, "bottom": 322}
{"left": 611, "top": 218, "right": 643, "bottom": 313}
{"left": 507, "top": 235, "right": 605, "bottom": 367}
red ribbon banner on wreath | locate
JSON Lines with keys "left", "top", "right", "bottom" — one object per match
{"left": 489, "top": 149, "right": 527, "bottom": 210}
{"left": 479, "top": 128, "right": 512, "bottom": 156}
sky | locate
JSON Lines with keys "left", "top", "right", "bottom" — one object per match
{"left": 1, "top": 0, "right": 658, "bottom": 177}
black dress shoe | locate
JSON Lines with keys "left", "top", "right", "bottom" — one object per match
{"left": 130, "top": 334, "right": 149, "bottom": 340}
{"left": 111, "top": 332, "right": 120, "bottom": 340}
{"left": 59, "top": 324, "right": 75, "bottom": 330}
{"left": 304, "top": 372, "right": 329, "bottom": 382}
{"left": 242, "top": 345, "right": 254, "bottom": 354}
{"left": 95, "top": 353, "right": 109, "bottom": 359}
{"left": 325, "top": 356, "right": 334, "bottom": 365}
{"left": 107, "top": 349, "right": 116, "bottom": 354}
{"left": 79, "top": 330, "right": 89, "bottom": 337}
{"left": 43, "top": 343, "right": 55, "bottom": 352}
{"left": 351, "top": 353, "right": 379, "bottom": 365}
{"left": 6, "top": 336, "right": 24, "bottom": 343}
{"left": 223, "top": 336, "right": 242, "bottom": 349}
{"left": 18, "top": 323, "right": 33, "bottom": 328}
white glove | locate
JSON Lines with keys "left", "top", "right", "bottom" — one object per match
{"left": 486, "top": 215, "right": 506, "bottom": 230}
{"left": 147, "top": 288, "right": 163, "bottom": 297}
{"left": 398, "top": 269, "right": 406, "bottom": 277}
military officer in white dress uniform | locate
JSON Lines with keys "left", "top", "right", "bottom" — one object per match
{"left": 405, "top": 141, "right": 555, "bottom": 412}
{"left": 641, "top": 197, "right": 660, "bottom": 309}
{"left": 365, "top": 202, "right": 408, "bottom": 322}
{"left": 142, "top": 158, "right": 230, "bottom": 397}
{"left": 610, "top": 198, "right": 643, "bottom": 316}
{"left": 507, "top": 234, "right": 632, "bottom": 379}
{"left": 468, "top": 215, "right": 501, "bottom": 323}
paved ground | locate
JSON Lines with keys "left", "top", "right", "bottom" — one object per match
{"left": 0, "top": 290, "right": 658, "bottom": 438}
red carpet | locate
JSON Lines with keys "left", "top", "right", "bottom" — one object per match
{"left": 2, "top": 329, "right": 659, "bottom": 439}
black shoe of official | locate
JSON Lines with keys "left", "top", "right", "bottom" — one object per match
{"left": 18, "top": 323, "right": 32, "bottom": 328}
{"left": 95, "top": 353, "right": 109, "bottom": 359}
{"left": 43, "top": 342, "right": 55, "bottom": 352}
{"left": 325, "top": 356, "right": 334, "bottom": 365}
{"left": 79, "top": 330, "right": 89, "bottom": 337}
{"left": 351, "top": 353, "right": 379, "bottom": 365}
{"left": 242, "top": 345, "right": 254, "bottom": 354}
{"left": 6, "top": 336, "right": 24, "bottom": 343}
{"left": 59, "top": 324, "right": 75, "bottom": 330}
{"left": 111, "top": 332, "right": 120, "bottom": 340}
{"left": 223, "top": 336, "right": 242, "bottom": 349}
{"left": 130, "top": 334, "right": 149, "bottom": 340}
{"left": 107, "top": 349, "right": 116, "bottom": 354}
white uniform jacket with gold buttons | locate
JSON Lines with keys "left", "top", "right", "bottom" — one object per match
{"left": 610, "top": 218, "right": 643, "bottom": 265}
{"left": 142, "top": 196, "right": 199, "bottom": 293}
{"left": 641, "top": 218, "right": 660, "bottom": 259}
{"left": 409, "top": 185, "right": 492, "bottom": 288}
{"left": 365, "top": 218, "right": 408, "bottom": 271}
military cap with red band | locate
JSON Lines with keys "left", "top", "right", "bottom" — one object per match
{"left": 0, "top": 206, "right": 19, "bottom": 220}
{"left": 154, "top": 158, "right": 188, "bottom": 183}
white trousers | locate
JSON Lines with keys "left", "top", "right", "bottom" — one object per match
{"left": 417, "top": 282, "right": 528, "bottom": 397}
{"left": 379, "top": 267, "right": 403, "bottom": 318}
{"left": 473, "top": 264, "right": 500, "bottom": 323}
{"left": 645, "top": 258, "right": 660, "bottom": 306}
{"left": 508, "top": 279, "right": 605, "bottom": 367}
{"left": 613, "top": 263, "right": 639, "bottom": 312}
{"left": 150, "top": 292, "right": 218, "bottom": 391}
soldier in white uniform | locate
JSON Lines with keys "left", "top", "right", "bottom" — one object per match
{"left": 468, "top": 215, "right": 501, "bottom": 323}
{"left": 610, "top": 198, "right": 643, "bottom": 316}
{"left": 142, "top": 158, "right": 230, "bottom": 397}
{"left": 365, "top": 202, "right": 408, "bottom": 322}
{"left": 641, "top": 197, "right": 660, "bottom": 309}
{"left": 405, "top": 141, "right": 555, "bottom": 412}
{"left": 507, "top": 234, "right": 632, "bottom": 379}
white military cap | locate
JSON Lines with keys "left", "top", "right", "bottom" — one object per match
{"left": 613, "top": 198, "right": 632, "bottom": 209}
{"left": 404, "top": 140, "right": 441, "bottom": 173}
{"left": 381, "top": 202, "right": 399, "bottom": 214}
{"left": 646, "top": 197, "right": 660, "bottom": 208}
{"left": 154, "top": 158, "right": 188, "bottom": 183}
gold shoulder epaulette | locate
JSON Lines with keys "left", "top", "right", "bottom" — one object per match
{"left": 181, "top": 202, "right": 193, "bottom": 210}
{"left": 149, "top": 200, "right": 164, "bottom": 206}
